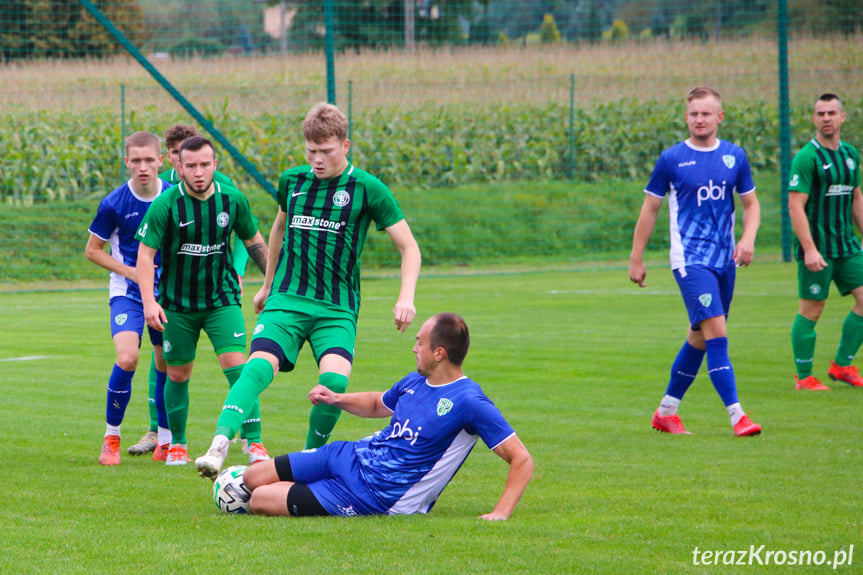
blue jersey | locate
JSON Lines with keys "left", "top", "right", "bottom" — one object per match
{"left": 88, "top": 180, "right": 171, "bottom": 302}
{"left": 645, "top": 139, "right": 755, "bottom": 270}
{"left": 355, "top": 372, "right": 516, "bottom": 515}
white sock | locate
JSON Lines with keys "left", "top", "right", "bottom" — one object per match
{"left": 658, "top": 395, "right": 681, "bottom": 417}
{"left": 157, "top": 426, "right": 171, "bottom": 446}
{"left": 105, "top": 424, "right": 121, "bottom": 438}
{"left": 726, "top": 402, "right": 745, "bottom": 426}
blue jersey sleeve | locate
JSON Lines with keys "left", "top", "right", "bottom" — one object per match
{"left": 735, "top": 148, "right": 755, "bottom": 195}
{"left": 464, "top": 393, "right": 516, "bottom": 450}
{"left": 645, "top": 152, "right": 671, "bottom": 198}
{"left": 89, "top": 193, "right": 120, "bottom": 240}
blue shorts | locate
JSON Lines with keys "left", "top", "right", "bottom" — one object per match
{"left": 109, "top": 296, "right": 163, "bottom": 347}
{"left": 673, "top": 264, "right": 736, "bottom": 329}
{"left": 286, "top": 441, "right": 386, "bottom": 517}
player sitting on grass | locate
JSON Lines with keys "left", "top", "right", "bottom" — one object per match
{"left": 242, "top": 313, "right": 534, "bottom": 519}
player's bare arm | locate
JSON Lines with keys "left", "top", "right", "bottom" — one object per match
{"left": 308, "top": 385, "right": 389, "bottom": 419}
{"left": 629, "top": 194, "right": 663, "bottom": 287}
{"left": 480, "top": 435, "right": 533, "bottom": 521}
{"left": 243, "top": 231, "right": 268, "bottom": 276}
{"left": 788, "top": 190, "right": 827, "bottom": 272}
{"left": 85, "top": 234, "right": 137, "bottom": 283}
{"left": 851, "top": 187, "right": 863, "bottom": 236}
{"left": 253, "top": 209, "right": 287, "bottom": 314}
{"left": 136, "top": 243, "right": 167, "bottom": 331}
{"left": 733, "top": 191, "right": 760, "bottom": 267}
{"left": 385, "top": 219, "right": 421, "bottom": 332}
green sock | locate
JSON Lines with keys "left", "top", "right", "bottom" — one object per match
{"left": 215, "top": 358, "right": 273, "bottom": 440}
{"left": 305, "top": 372, "right": 348, "bottom": 449}
{"left": 147, "top": 351, "right": 158, "bottom": 433}
{"left": 164, "top": 378, "right": 190, "bottom": 445}
{"left": 223, "top": 365, "right": 263, "bottom": 444}
{"left": 792, "top": 314, "right": 817, "bottom": 378}
{"left": 835, "top": 311, "right": 863, "bottom": 366}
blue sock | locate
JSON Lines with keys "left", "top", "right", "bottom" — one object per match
{"left": 665, "top": 341, "right": 705, "bottom": 400}
{"left": 705, "top": 337, "right": 739, "bottom": 406}
{"left": 106, "top": 364, "right": 134, "bottom": 426}
{"left": 155, "top": 369, "right": 168, "bottom": 429}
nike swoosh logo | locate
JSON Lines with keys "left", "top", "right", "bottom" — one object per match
{"left": 823, "top": 163, "right": 833, "bottom": 170}
{"left": 292, "top": 191, "right": 307, "bottom": 198}
{"left": 233, "top": 332, "right": 245, "bottom": 338}
{"left": 179, "top": 220, "right": 194, "bottom": 227}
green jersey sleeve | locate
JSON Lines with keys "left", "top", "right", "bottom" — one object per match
{"left": 135, "top": 191, "right": 171, "bottom": 248}
{"left": 789, "top": 144, "right": 816, "bottom": 195}
{"left": 364, "top": 175, "right": 405, "bottom": 231}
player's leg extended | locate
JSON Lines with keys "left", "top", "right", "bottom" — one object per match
{"left": 306, "top": 355, "right": 351, "bottom": 449}
{"left": 100, "top": 330, "right": 139, "bottom": 465}
{"left": 161, "top": 310, "right": 201, "bottom": 464}
{"left": 147, "top": 351, "right": 158, "bottom": 433}
{"left": 829, "top": 260, "right": 863, "bottom": 386}
{"left": 164, "top": 365, "right": 192, "bottom": 447}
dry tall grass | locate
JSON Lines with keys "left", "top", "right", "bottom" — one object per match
{"left": 1, "top": 35, "right": 861, "bottom": 114}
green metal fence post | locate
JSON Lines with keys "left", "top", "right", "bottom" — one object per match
{"left": 325, "top": 0, "right": 336, "bottom": 104}
{"left": 778, "top": 0, "right": 792, "bottom": 262}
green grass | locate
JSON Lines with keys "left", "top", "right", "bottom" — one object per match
{"left": 1, "top": 262, "right": 861, "bottom": 573}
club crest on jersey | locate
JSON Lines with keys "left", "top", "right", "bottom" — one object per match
{"left": 848, "top": 158, "right": 856, "bottom": 171}
{"left": 333, "top": 190, "right": 350, "bottom": 207}
{"left": 698, "top": 293, "right": 712, "bottom": 307}
{"left": 114, "top": 313, "right": 128, "bottom": 326}
{"left": 253, "top": 324, "right": 265, "bottom": 335}
{"left": 436, "top": 397, "right": 454, "bottom": 416}
{"left": 809, "top": 284, "right": 822, "bottom": 296}
{"left": 789, "top": 174, "right": 799, "bottom": 187}
{"left": 722, "top": 155, "right": 735, "bottom": 169}
{"left": 217, "top": 212, "right": 230, "bottom": 228}
{"left": 163, "top": 340, "right": 172, "bottom": 353}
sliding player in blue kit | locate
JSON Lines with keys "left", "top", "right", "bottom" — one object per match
{"left": 629, "top": 86, "right": 762, "bottom": 437}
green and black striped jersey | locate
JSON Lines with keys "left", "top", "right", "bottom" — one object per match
{"left": 136, "top": 181, "right": 259, "bottom": 312}
{"left": 790, "top": 139, "right": 861, "bottom": 259}
{"left": 268, "top": 163, "right": 405, "bottom": 315}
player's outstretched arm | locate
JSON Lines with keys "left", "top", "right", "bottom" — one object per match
{"left": 733, "top": 191, "right": 760, "bottom": 267}
{"left": 480, "top": 435, "right": 534, "bottom": 521}
{"left": 385, "top": 220, "right": 421, "bottom": 332}
{"left": 242, "top": 231, "right": 268, "bottom": 276}
{"left": 629, "top": 195, "right": 663, "bottom": 287}
{"left": 308, "top": 385, "right": 390, "bottom": 419}
{"left": 136, "top": 244, "right": 166, "bottom": 331}
{"left": 851, "top": 187, "right": 863, "bottom": 236}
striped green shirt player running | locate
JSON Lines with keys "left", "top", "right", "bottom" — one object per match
{"left": 196, "top": 102, "right": 422, "bottom": 480}
{"left": 789, "top": 93, "right": 863, "bottom": 391}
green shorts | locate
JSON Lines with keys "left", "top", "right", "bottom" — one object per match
{"left": 798, "top": 251, "right": 863, "bottom": 301}
{"left": 162, "top": 305, "right": 246, "bottom": 366}
{"left": 251, "top": 296, "right": 357, "bottom": 372}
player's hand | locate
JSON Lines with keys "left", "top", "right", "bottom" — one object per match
{"left": 309, "top": 384, "right": 337, "bottom": 406}
{"left": 393, "top": 300, "right": 416, "bottom": 333}
{"left": 733, "top": 238, "right": 756, "bottom": 267}
{"left": 253, "top": 285, "right": 270, "bottom": 314}
{"left": 479, "top": 511, "right": 509, "bottom": 521}
{"left": 803, "top": 249, "right": 827, "bottom": 272}
{"left": 143, "top": 301, "right": 167, "bottom": 332}
{"left": 629, "top": 261, "right": 647, "bottom": 288}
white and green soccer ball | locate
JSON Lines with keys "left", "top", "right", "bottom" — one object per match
{"left": 213, "top": 465, "right": 251, "bottom": 514}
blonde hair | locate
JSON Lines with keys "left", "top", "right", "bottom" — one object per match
{"left": 125, "top": 131, "right": 161, "bottom": 155}
{"left": 302, "top": 102, "right": 348, "bottom": 143}
{"left": 687, "top": 86, "right": 722, "bottom": 106}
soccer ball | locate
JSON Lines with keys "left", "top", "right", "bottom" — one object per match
{"left": 213, "top": 465, "right": 251, "bottom": 514}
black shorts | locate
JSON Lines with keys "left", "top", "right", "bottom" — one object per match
{"left": 275, "top": 454, "right": 329, "bottom": 517}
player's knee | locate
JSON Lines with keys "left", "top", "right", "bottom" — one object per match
{"left": 116, "top": 353, "right": 139, "bottom": 372}
{"left": 319, "top": 372, "right": 348, "bottom": 394}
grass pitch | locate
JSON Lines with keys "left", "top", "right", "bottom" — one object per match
{"left": 1, "top": 261, "right": 861, "bottom": 573}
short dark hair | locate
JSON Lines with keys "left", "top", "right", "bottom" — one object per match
{"left": 687, "top": 86, "right": 721, "bottom": 104}
{"left": 817, "top": 93, "right": 843, "bottom": 110}
{"left": 430, "top": 313, "right": 470, "bottom": 367}
{"left": 178, "top": 135, "right": 214, "bottom": 160}
{"left": 164, "top": 124, "right": 199, "bottom": 150}
{"left": 124, "top": 131, "right": 160, "bottom": 155}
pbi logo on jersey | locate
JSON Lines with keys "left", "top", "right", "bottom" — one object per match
{"left": 114, "top": 313, "right": 128, "bottom": 326}
{"left": 217, "top": 212, "right": 230, "bottom": 228}
{"left": 333, "top": 190, "right": 351, "bottom": 207}
{"left": 848, "top": 158, "right": 857, "bottom": 171}
{"left": 722, "top": 155, "right": 736, "bottom": 169}
{"left": 697, "top": 180, "right": 727, "bottom": 206}
{"left": 436, "top": 397, "right": 454, "bottom": 416}
{"left": 698, "top": 293, "right": 712, "bottom": 307}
